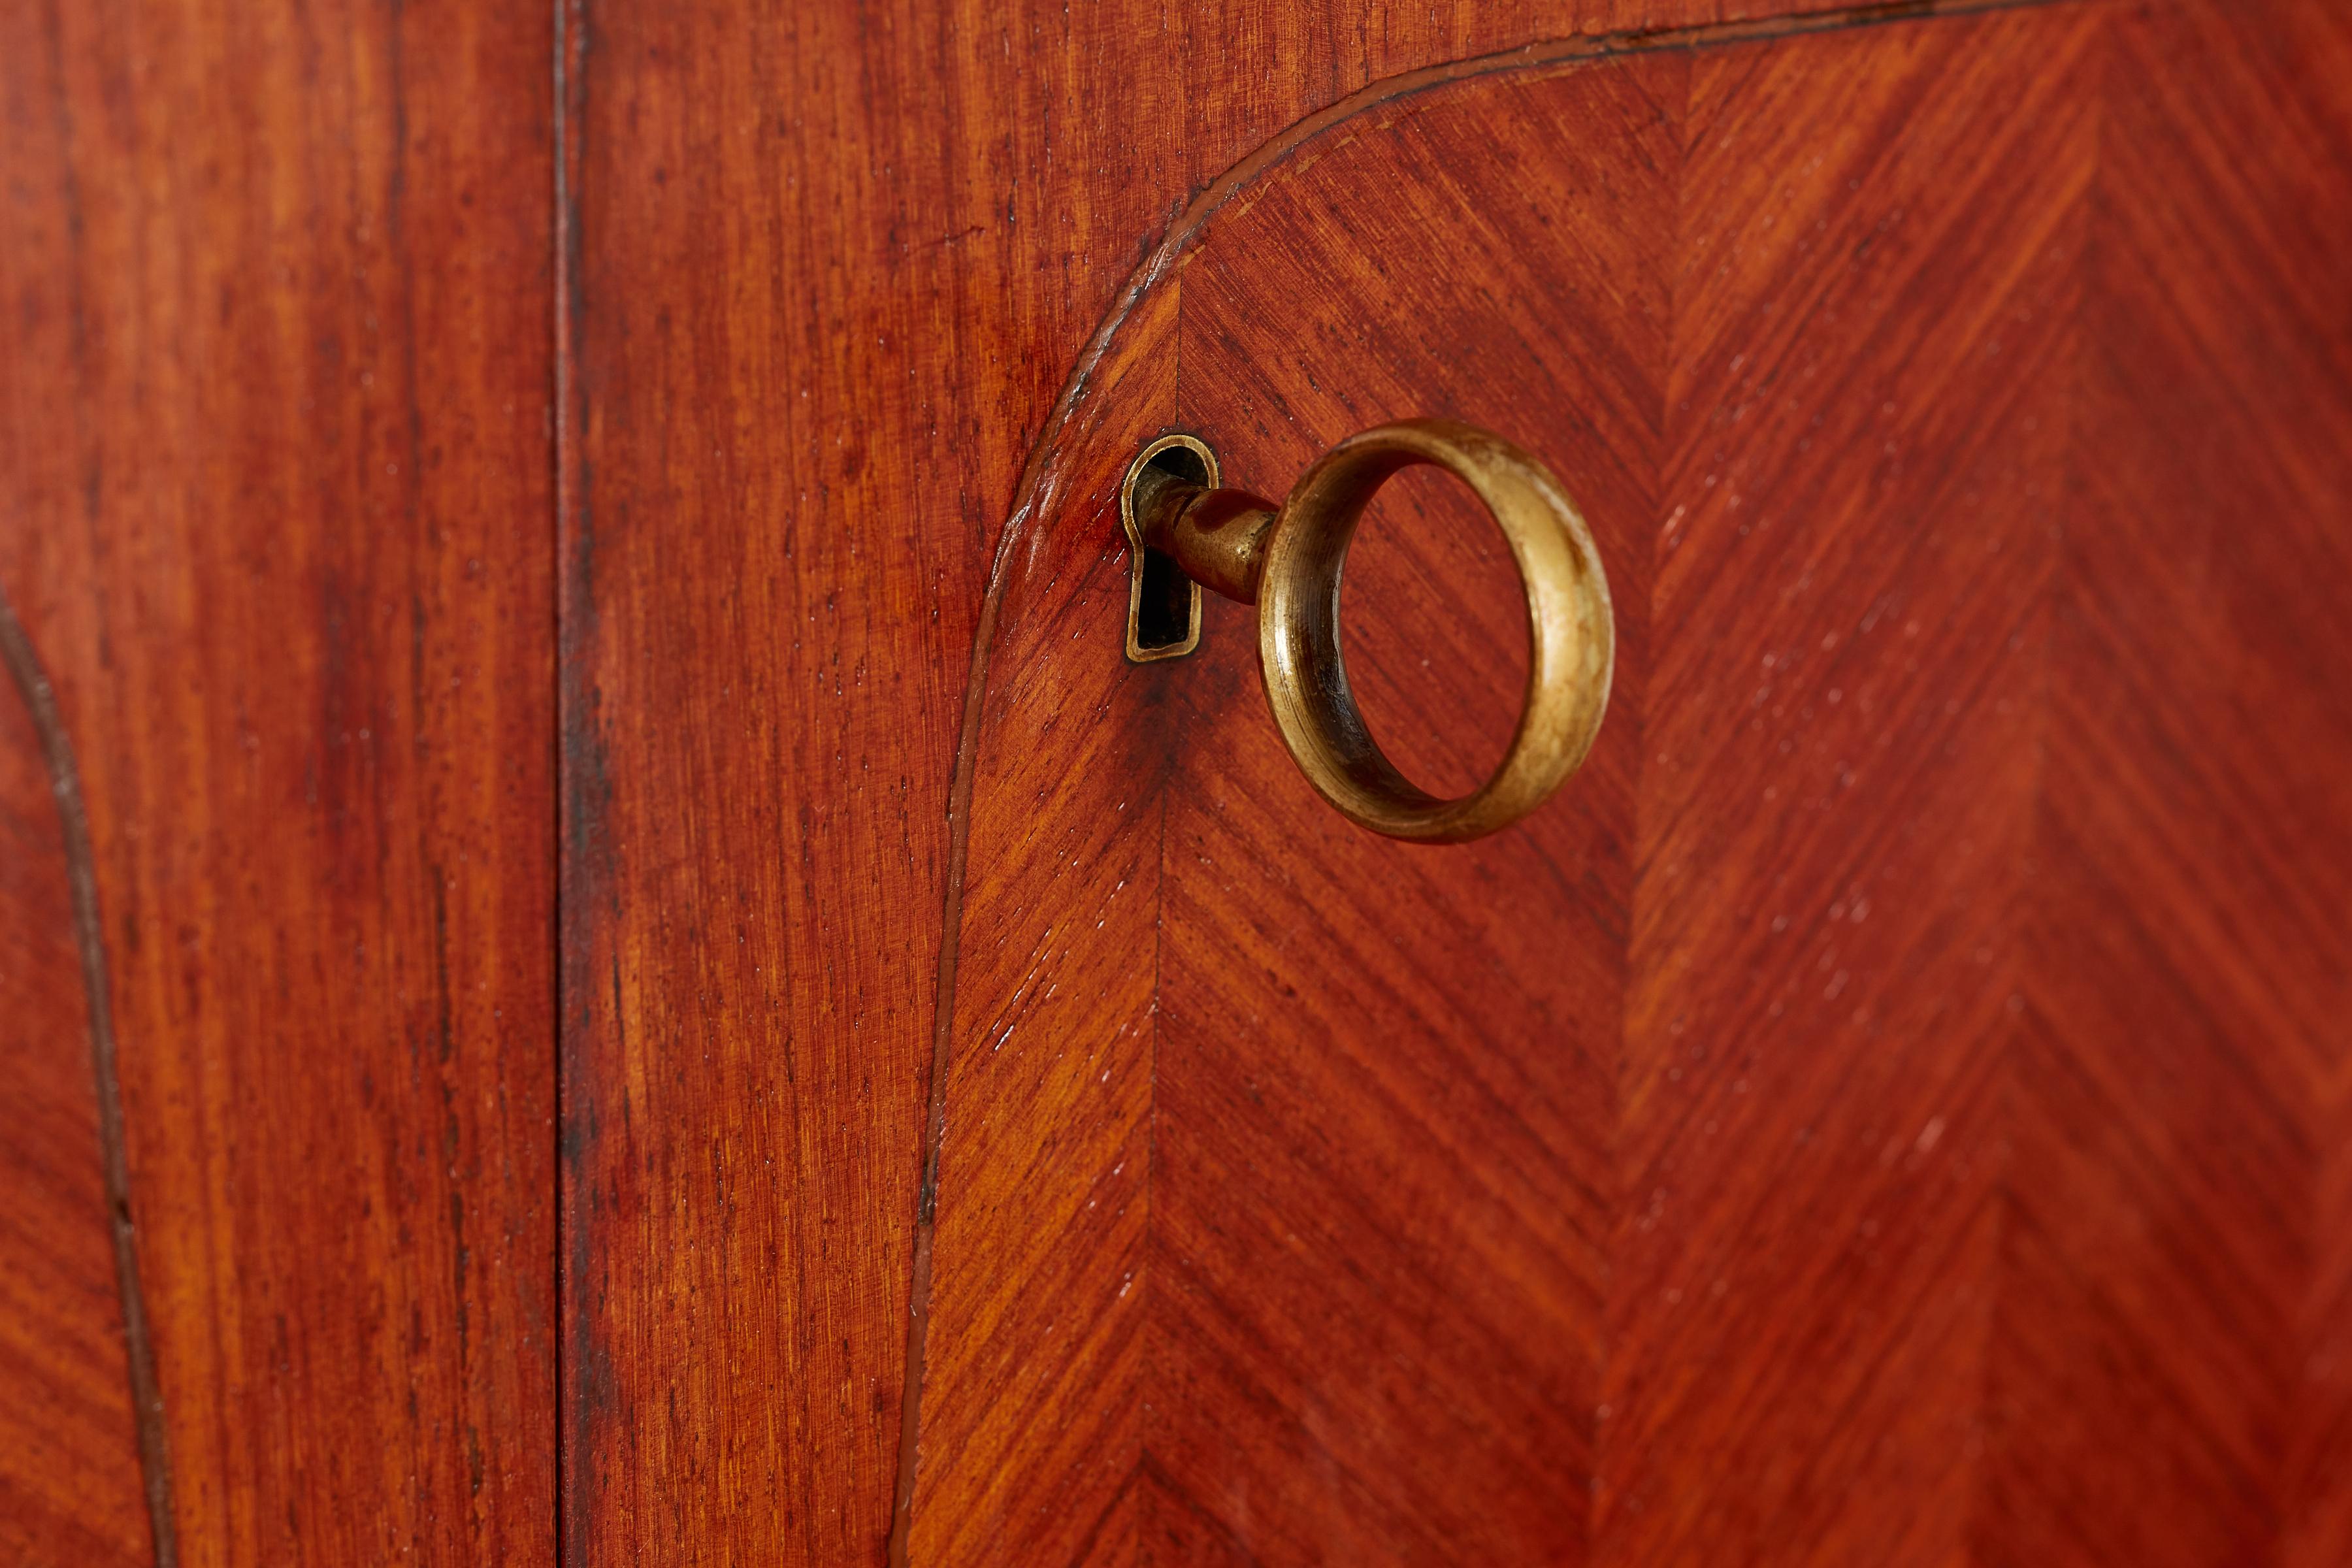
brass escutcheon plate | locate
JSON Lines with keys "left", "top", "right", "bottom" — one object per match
{"left": 1119, "top": 433, "right": 1219, "bottom": 662}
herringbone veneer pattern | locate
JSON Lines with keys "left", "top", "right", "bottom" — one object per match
{"left": 916, "top": 3, "right": 2352, "bottom": 1563}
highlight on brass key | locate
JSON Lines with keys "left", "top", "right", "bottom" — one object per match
{"left": 1120, "top": 418, "right": 1614, "bottom": 843}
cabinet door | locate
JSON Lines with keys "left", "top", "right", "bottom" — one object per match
{"left": 7, "top": 2, "right": 2347, "bottom": 1565}
{"left": 906, "top": 5, "right": 2352, "bottom": 1565}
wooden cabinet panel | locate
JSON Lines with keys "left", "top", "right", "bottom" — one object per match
{"left": 1149, "top": 57, "right": 1677, "bottom": 1560}
{"left": 907, "top": 3, "right": 2352, "bottom": 1564}
{"left": 0, "top": 1, "right": 558, "bottom": 1562}
{"left": 5, "top": 0, "right": 2345, "bottom": 1563}
{"left": 560, "top": 5, "right": 1901, "bottom": 1562}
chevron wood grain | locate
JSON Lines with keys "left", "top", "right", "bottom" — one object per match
{"left": 1600, "top": 14, "right": 2094, "bottom": 1565}
{"left": 558, "top": 5, "right": 1920, "bottom": 1563}
{"left": 7, "top": 0, "right": 2345, "bottom": 1561}
{"left": 917, "top": 2, "right": 2352, "bottom": 1564}
{"left": 1144, "top": 55, "right": 1678, "bottom": 1563}
{"left": 1985, "top": 3, "right": 2352, "bottom": 1564}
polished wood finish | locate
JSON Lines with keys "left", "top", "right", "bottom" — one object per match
{"left": 1995, "top": 5, "right": 2352, "bottom": 1562}
{"left": 1164, "top": 58, "right": 1673, "bottom": 1560}
{"left": 0, "top": 2, "right": 1896, "bottom": 1560}
{"left": 7, "top": 0, "right": 2347, "bottom": 1563}
{"left": 915, "top": 49, "right": 1676, "bottom": 1561}
{"left": 0, "top": 1, "right": 558, "bottom": 1561}
{"left": 914, "top": 2, "right": 2352, "bottom": 1563}
{"left": 1607, "top": 17, "right": 2088, "bottom": 1561}
{"left": 558, "top": 5, "right": 1877, "bottom": 1563}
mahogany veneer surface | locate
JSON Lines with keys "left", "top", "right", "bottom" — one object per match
{"left": 0, "top": 0, "right": 559, "bottom": 1561}
{"left": 557, "top": 3, "right": 1929, "bottom": 1563}
{"left": 914, "top": 3, "right": 2352, "bottom": 1564}
{"left": 2, "top": 1, "right": 2345, "bottom": 1564}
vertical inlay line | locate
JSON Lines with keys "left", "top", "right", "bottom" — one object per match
{"left": 0, "top": 589, "right": 178, "bottom": 1568}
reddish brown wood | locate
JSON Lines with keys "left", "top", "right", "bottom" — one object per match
{"left": 6, "top": 0, "right": 2345, "bottom": 1562}
{"left": 1143, "top": 57, "right": 1678, "bottom": 1562}
{"left": 558, "top": 5, "right": 1883, "bottom": 1563}
{"left": 0, "top": 2, "right": 1921, "bottom": 1563}
{"left": 1601, "top": 15, "right": 2092, "bottom": 1563}
{"left": 0, "top": 0, "right": 558, "bottom": 1562}
{"left": 1176, "top": 0, "right": 1836, "bottom": 197}
{"left": 559, "top": 1, "right": 1132, "bottom": 1552}
{"left": 910, "top": 32, "right": 1667, "bottom": 1564}
{"left": 900, "top": 285, "right": 1180, "bottom": 1568}
{"left": 913, "top": 1, "right": 2352, "bottom": 1564}
{"left": 1, "top": 608, "right": 151, "bottom": 1567}
{"left": 1987, "top": 4, "right": 2352, "bottom": 1564}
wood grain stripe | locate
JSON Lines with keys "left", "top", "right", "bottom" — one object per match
{"left": 3, "top": 0, "right": 561, "bottom": 1556}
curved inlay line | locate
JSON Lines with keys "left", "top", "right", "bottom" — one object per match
{"left": 885, "top": 1, "right": 2051, "bottom": 1557}
{"left": 0, "top": 589, "right": 177, "bottom": 1567}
